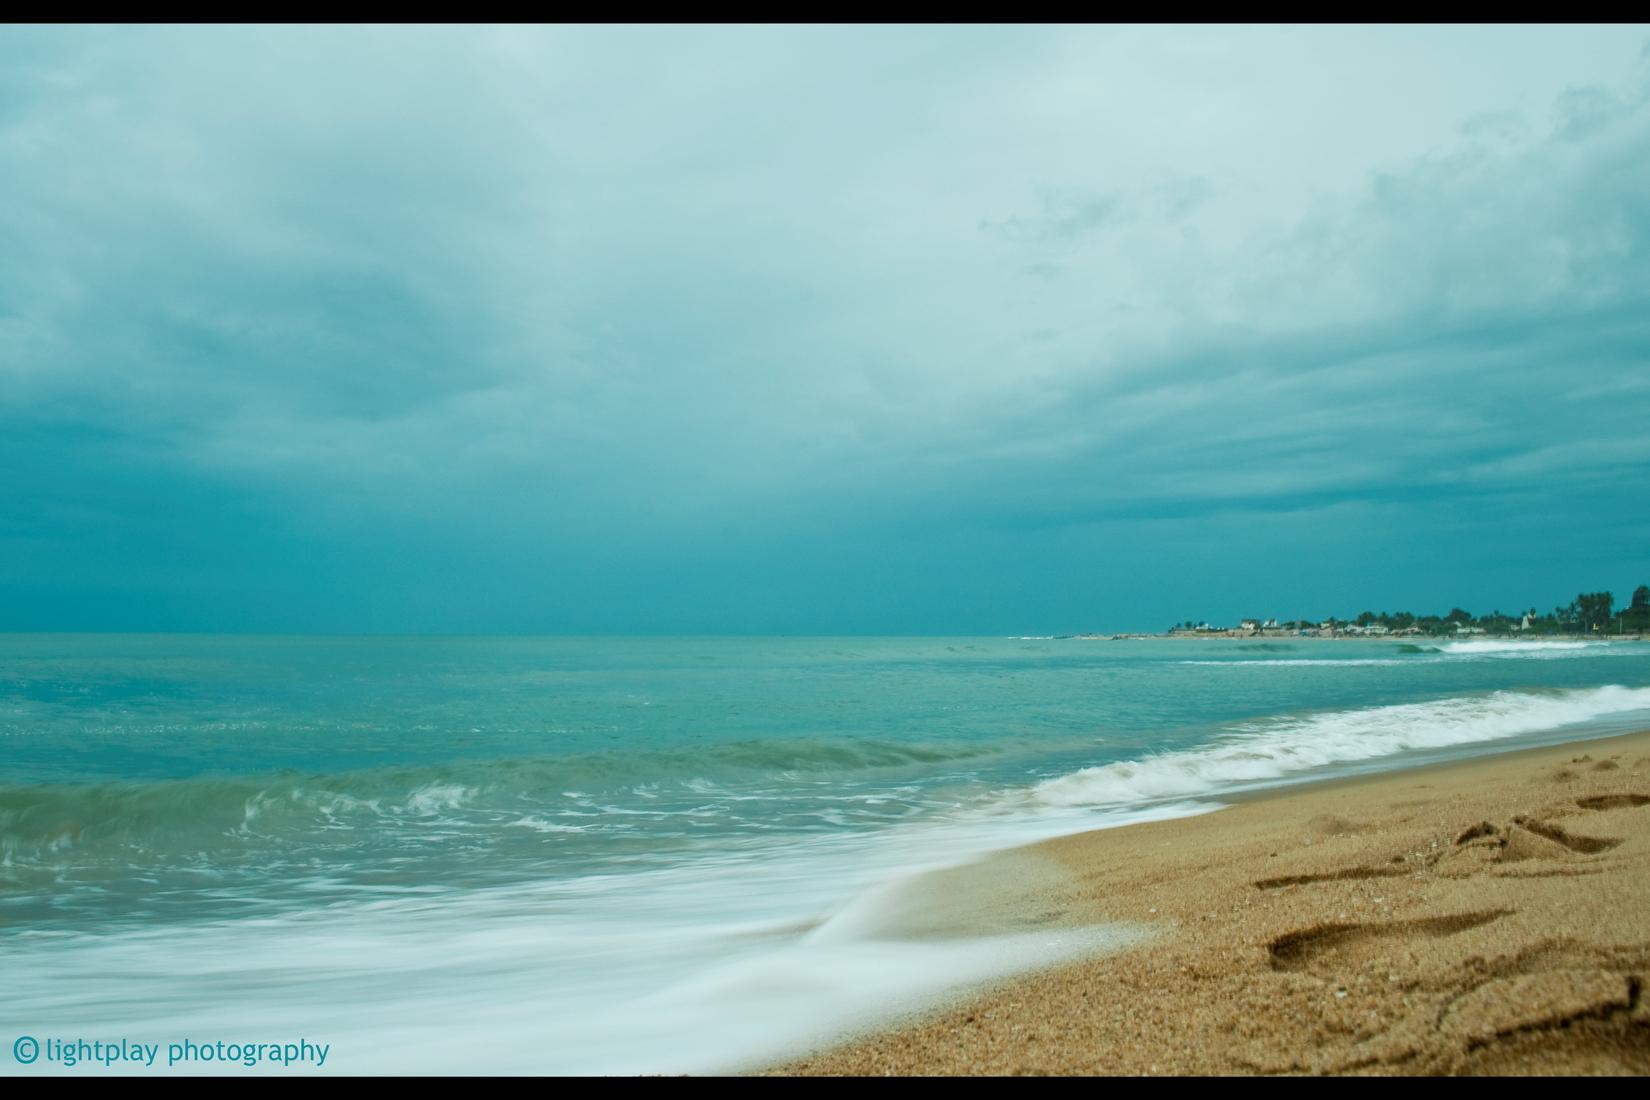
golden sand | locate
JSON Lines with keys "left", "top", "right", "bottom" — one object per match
{"left": 771, "top": 731, "right": 1650, "bottom": 1075}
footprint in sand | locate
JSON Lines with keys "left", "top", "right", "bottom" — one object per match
{"left": 1508, "top": 816, "right": 1621, "bottom": 856}
{"left": 1267, "top": 910, "right": 1510, "bottom": 975}
{"left": 1576, "top": 793, "right": 1649, "bottom": 810}
{"left": 1445, "top": 815, "right": 1622, "bottom": 864}
{"left": 1442, "top": 970, "right": 1639, "bottom": 1048}
{"left": 1455, "top": 821, "right": 1497, "bottom": 845}
{"left": 1252, "top": 865, "right": 1408, "bottom": 890}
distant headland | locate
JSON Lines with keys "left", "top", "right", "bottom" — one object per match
{"left": 1063, "top": 584, "right": 1650, "bottom": 640}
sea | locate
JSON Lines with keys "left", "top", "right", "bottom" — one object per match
{"left": 3, "top": 634, "right": 1649, "bottom": 1073}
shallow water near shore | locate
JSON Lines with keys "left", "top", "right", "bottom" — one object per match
{"left": 4, "top": 634, "right": 1649, "bottom": 1073}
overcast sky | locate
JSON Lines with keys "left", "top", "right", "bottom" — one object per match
{"left": 3, "top": 25, "right": 1648, "bottom": 633}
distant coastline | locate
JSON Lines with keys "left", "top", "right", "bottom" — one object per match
{"left": 1047, "top": 630, "right": 1650, "bottom": 641}
{"left": 1035, "top": 583, "right": 1650, "bottom": 642}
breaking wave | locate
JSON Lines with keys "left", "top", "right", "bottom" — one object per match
{"left": 1441, "top": 639, "right": 1624, "bottom": 656}
{"left": 1034, "top": 685, "right": 1650, "bottom": 807}
{"left": 0, "top": 737, "right": 1000, "bottom": 864}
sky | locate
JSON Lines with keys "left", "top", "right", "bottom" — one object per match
{"left": 2, "top": 25, "right": 1648, "bottom": 635}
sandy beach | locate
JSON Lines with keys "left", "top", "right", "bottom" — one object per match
{"left": 772, "top": 730, "right": 1650, "bottom": 1075}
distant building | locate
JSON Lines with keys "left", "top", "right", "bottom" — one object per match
{"left": 1364, "top": 623, "right": 1389, "bottom": 636}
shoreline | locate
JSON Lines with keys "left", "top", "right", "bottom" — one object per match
{"left": 768, "top": 728, "right": 1650, "bottom": 1075}
{"left": 1058, "top": 633, "right": 1650, "bottom": 642}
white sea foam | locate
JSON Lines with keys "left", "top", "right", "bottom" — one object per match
{"left": 1442, "top": 639, "right": 1625, "bottom": 656}
{"left": 403, "top": 783, "right": 476, "bottom": 814}
{"left": 1178, "top": 658, "right": 1407, "bottom": 667}
{"left": 504, "top": 815, "right": 589, "bottom": 833}
{"left": 1034, "top": 685, "right": 1650, "bottom": 807}
{"left": 1, "top": 798, "right": 1195, "bottom": 1075}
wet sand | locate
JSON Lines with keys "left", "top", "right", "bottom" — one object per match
{"left": 771, "top": 730, "right": 1650, "bottom": 1075}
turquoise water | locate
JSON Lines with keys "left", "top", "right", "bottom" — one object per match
{"left": 4, "top": 634, "right": 1650, "bottom": 1073}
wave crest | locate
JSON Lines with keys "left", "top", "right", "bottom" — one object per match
{"left": 0, "top": 737, "right": 999, "bottom": 859}
{"left": 1034, "top": 685, "right": 1650, "bottom": 807}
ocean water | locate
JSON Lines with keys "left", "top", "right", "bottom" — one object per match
{"left": 3, "top": 634, "right": 1649, "bottom": 1073}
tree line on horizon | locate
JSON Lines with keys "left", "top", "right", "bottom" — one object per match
{"left": 1178, "top": 584, "right": 1650, "bottom": 636}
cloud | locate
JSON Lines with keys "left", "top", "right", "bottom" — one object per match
{"left": 981, "top": 188, "right": 1120, "bottom": 247}
{"left": 1, "top": 26, "right": 1648, "bottom": 631}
